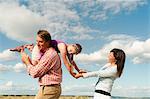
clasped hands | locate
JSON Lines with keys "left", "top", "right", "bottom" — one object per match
{"left": 74, "top": 69, "right": 86, "bottom": 79}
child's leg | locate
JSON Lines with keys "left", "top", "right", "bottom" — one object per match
{"left": 10, "top": 44, "right": 34, "bottom": 52}
{"left": 10, "top": 45, "right": 24, "bottom": 52}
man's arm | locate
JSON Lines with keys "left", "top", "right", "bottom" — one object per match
{"left": 21, "top": 48, "right": 58, "bottom": 78}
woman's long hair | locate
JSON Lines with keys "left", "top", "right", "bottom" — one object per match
{"left": 110, "top": 48, "right": 126, "bottom": 77}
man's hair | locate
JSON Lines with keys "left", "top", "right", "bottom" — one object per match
{"left": 37, "top": 30, "right": 51, "bottom": 42}
{"left": 75, "top": 43, "right": 82, "bottom": 54}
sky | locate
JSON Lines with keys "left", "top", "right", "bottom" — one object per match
{"left": 0, "top": 0, "right": 150, "bottom": 97}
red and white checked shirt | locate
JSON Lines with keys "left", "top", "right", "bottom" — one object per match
{"left": 27, "top": 48, "right": 62, "bottom": 86}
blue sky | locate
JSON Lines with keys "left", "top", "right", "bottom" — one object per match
{"left": 0, "top": 0, "right": 150, "bottom": 97}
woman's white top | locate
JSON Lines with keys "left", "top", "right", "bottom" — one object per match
{"left": 83, "top": 63, "right": 118, "bottom": 93}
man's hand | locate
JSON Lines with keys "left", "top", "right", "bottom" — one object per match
{"left": 20, "top": 50, "right": 30, "bottom": 65}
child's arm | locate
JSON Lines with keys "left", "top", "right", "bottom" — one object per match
{"left": 31, "top": 45, "right": 41, "bottom": 66}
{"left": 70, "top": 60, "right": 80, "bottom": 72}
{"left": 58, "top": 43, "right": 77, "bottom": 78}
{"left": 61, "top": 53, "right": 77, "bottom": 77}
{"left": 68, "top": 55, "right": 86, "bottom": 73}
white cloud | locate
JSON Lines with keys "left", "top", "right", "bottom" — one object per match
{"left": 5, "top": 81, "right": 13, "bottom": 87}
{"left": 126, "top": 39, "right": 150, "bottom": 64}
{"left": 76, "top": 50, "right": 107, "bottom": 64}
{"left": 0, "top": 63, "right": 26, "bottom": 73}
{"left": 0, "top": 0, "right": 147, "bottom": 42}
{"left": 112, "top": 85, "right": 150, "bottom": 97}
{"left": 75, "top": 0, "right": 147, "bottom": 21}
{"left": 13, "top": 63, "right": 26, "bottom": 73}
{"left": 0, "top": 81, "right": 37, "bottom": 95}
{"left": 0, "top": 0, "right": 97, "bottom": 42}
{"left": 106, "top": 34, "right": 139, "bottom": 41}
{"left": 0, "top": 64, "right": 11, "bottom": 72}
{"left": 0, "top": 2, "right": 47, "bottom": 42}
{"left": 27, "top": 0, "right": 97, "bottom": 40}
{"left": 76, "top": 35, "right": 150, "bottom": 64}
{"left": 0, "top": 81, "right": 149, "bottom": 96}
{"left": 0, "top": 49, "right": 18, "bottom": 62}
{"left": 62, "top": 83, "right": 94, "bottom": 95}
{"left": 62, "top": 83, "right": 150, "bottom": 97}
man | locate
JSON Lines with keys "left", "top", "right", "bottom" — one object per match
{"left": 21, "top": 30, "right": 62, "bottom": 99}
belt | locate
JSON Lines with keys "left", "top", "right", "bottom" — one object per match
{"left": 40, "top": 84, "right": 60, "bottom": 87}
{"left": 95, "top": 90, "right": 111, "bottom": 96}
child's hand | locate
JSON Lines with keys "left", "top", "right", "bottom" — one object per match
{"left": 72, "top": 72, "right": 76, "bottom": 77}
{"left": 79, "top": 69, "right": 87, "bottom": 73}
{"left": 75, "top": 73, "right": 83, "bottom": 79}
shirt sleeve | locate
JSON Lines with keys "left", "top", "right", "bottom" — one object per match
{"left": 31, "top": 45, "right": 41, "bottom": 61}
{"left": 83, "top": 66, "right": 117, "bottom": 78}
{"left": 27, "top": 49, "right": 58, "bottom": 78}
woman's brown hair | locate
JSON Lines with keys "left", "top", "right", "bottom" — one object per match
{"left": 110, "top": 48, "right": 126, "bottom": 77}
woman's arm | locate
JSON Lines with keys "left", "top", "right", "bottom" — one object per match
{"left": 82, "top": 66, "right": 117, "bottom": 78}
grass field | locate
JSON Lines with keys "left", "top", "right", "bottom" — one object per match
{"left": 0, "top": 95, "right": 91, "bottom": 99}
{"left": 0, "top": 95, "right": 149, "bottom": 99}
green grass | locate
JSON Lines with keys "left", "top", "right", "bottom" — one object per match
{"left": 0, "top": 95, "right": 91, "bottom": 99}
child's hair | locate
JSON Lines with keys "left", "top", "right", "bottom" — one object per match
{"left": 110, "top": 48, "right": 126, "bottom": 77}
{"left": 74, "top": 43, "right": 82, "bottom": 54}
{"left": 37, "top": 30, "right": 51, "bottom": 42}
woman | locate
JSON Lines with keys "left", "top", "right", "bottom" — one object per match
{"left": 75, "top": 48, "right": 126, "bottom": 99}
{"left": 10, "top": 30, "right": 84, "bottom": 77}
